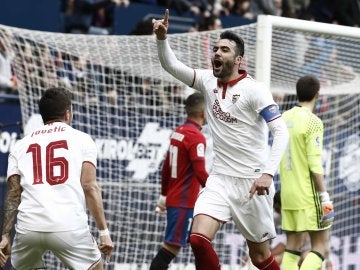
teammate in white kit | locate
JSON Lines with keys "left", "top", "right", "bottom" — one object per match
{"left": 0, "top": 87, "right": 113, "bottom": 270}
{"left": 153, "top": 10, "right": 289, "bottom": 270}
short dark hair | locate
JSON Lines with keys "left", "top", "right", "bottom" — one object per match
{"left": 39, "top": 87, "right": 72, "bottom": 123}
{"left": 296, "top": 75, "right": 320, "bottom": 102}
{"left": 220, "top": 30, "right": 245, "bottom": 57}
{"left": 185, "top": 92, "right": 205, "bottom": 116}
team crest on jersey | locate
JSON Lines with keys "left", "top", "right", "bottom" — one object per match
{"left": 197, "top": 143, "right": 205, "bottom": 157}
{"left": 268, "top": 105, "right": 277, "bottom": 113}
{"left": 213, "top": 88, "right": 218, "bottom": 93}
{"left": 232, "top": 94, "right": 240, "bottom": 104}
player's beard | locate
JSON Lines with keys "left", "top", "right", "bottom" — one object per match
{"left": 212, "top": 60, "right": 234, "bottom": 79}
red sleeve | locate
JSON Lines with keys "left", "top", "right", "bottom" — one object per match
{"left": 186, "top": 131, "right": 208, "bottom": 187}
{"left": 161, "top": 151, "right": 170, "bottom": 196}
{"left": 192, "top": 160, "right": 208, "bottom": 188}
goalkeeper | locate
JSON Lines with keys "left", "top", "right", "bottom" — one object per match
{"left": 279, "top": 75, "right": 334, "bottom": 269}
{"left": 150, "top": 92, "right": 209, "bottom": 270}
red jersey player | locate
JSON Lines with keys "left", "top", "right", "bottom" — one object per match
{"left": 150, "top": 92, "right": 209, "bottom": 270}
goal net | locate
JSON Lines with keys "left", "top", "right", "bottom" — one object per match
{"left": 0, "top": 15, "right": 359, "bottom": 269}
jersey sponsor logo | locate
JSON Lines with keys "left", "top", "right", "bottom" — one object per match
{"left": 212, "top": 100, "right": 237, "bottom": 123}
{"left": 232, "top": 94, "right": 240, "bottom": 104}
{"left": 196, "top": 143, "right": 205, "bottom": 157}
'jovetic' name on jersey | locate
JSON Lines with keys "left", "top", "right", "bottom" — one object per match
{"left": 31, "top": 126, "right": 66, "bottom": 137}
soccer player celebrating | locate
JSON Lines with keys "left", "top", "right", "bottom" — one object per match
{"left": 280, "top": 75, "right": 334, "bottom": 269}
{"left": 152, "top": 9, "right": 289, "bottom": 270}
{"left": 0, "top": 88, "right": 113, "bottom": 269}
{"left": 150, "top": 92, "right": 209, "bottom": 270}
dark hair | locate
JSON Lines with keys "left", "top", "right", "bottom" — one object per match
{"left": 185, "top": 92, "right": 205, "bottom": 116}
{"left": 39, "top": 87, "right": 72, "bottom": 123}
{"left": 296, "top": 75, "right": 320, "bottom": 102}
{"left": 220, "top": 30, "right": 245, "bottom": 57}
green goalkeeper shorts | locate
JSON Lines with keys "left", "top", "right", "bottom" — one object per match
{"left": 281, "top": 207, "right": 329, "bottom": 232}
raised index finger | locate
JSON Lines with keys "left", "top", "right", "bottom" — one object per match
{"left": 164, "top": 9, "right": 169, "bottom": 26}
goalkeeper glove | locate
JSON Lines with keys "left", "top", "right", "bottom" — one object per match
{"left": 155, "top": 195, "right": 166, "bottom": 214}
{"left": 319, "top": 191, "right": 334, "bottom": 228}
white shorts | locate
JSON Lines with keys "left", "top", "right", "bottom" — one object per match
{"left": 11, "top": 225, "right": 101, "bottom": 270}
{"left": 194, "top": 174, "right": 276, "bottom": 243}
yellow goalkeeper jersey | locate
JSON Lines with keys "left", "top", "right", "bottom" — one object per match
{"left": 280, "top": 106, "right": 324, "bottom": 210}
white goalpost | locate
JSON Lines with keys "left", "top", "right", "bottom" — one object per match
{"left": 0, "top": 15, "right": 359, "bottom": 269}
{"left": 255, "top": 15, "right": 360, "bottom": 91}
{"left": 254, "top": 16, "right": 360, "bottom": 270}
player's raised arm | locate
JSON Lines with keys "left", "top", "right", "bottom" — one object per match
{"left": 153, "top": 9, "right": 195, "bottom": 87}
{"left": 152, "top": 9, "right": 169, "bottom": 40}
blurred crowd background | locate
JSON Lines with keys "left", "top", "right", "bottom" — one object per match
{"left": 0, "top": 0, "right": 359, "bottom": 36}
{"left": 0, "top": 0, "right": 359, "bottom": 97}
{"left": 59, "top": 0, "right": 360, "bottom": 35}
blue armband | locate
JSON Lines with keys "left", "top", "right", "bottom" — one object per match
{"left": 259, "top": 104, "right": 281, "bottom": 123}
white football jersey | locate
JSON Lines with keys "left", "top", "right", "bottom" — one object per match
{"left": 193, "top": 70, "right": 276, "bottom": 178}
{"left": 7, "top": 122, "right": 96, "bottom": 232}
{"left": 202, "top": 124, "right": 215, "bottom": 174}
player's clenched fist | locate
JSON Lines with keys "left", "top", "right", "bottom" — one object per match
{"left": 152, "top": 9, "right": 169, "bottom": 40}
